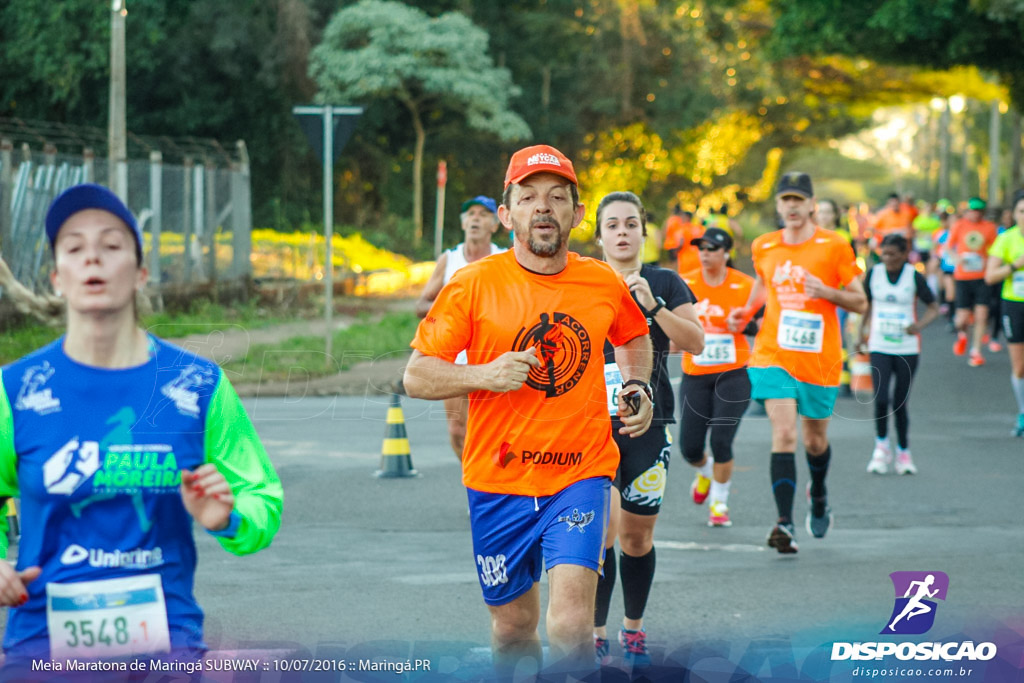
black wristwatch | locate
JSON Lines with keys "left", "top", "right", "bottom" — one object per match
{"left": 646, "top": 296, "right": 666, "bottom": 317}
{"left": 622, "top": 379, "right": 654, "bottom": 403}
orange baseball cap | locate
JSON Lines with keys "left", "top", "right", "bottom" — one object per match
{"left": 503, "top": 145, "right": 578, "bottom": 189}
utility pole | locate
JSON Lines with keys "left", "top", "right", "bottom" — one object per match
{"left": 989, "top": 101, "right": 1002, "bottom": 207}
{"left": 939, "top": 100, "right": 951, "bottom": 201}
{"left": 109, "top": 0, "right": 128, "bottom": 199}
{"left": 292, "top": 105, "right": 363, "bottom": 361}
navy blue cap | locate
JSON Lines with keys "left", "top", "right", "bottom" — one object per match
{"left": 460, "top": 195, "right": 497, "bottom": 214}
{"left": 45, "top": 183, "right": 142, "bottom": 261}
{"left": 775, "top": 171, "right": 814, "bottom": 199}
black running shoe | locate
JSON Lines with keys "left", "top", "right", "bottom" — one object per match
{"left": 767, "top": 521, "right": 798, "bottom": 554}
{"left": 805, "top": 483, "right": 833, "bottom": 539}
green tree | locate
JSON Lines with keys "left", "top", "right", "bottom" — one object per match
{"left": 309, "top": 0, "right": 530, "bottom": 247}
{"left": 770, "top": 0, "right": 1024, "bottom": 103}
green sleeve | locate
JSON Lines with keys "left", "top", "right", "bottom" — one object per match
{"left": 0, "top": 374, "right": 19, "bottom": 559}
{"left": 203, "top": 374, "right": 283, "bottom": 556}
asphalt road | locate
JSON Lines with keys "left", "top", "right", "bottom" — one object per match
{"left": 184, "top": 322, "right": 1023, "bottom": 679}
{"left": 4, "top": 323, "right": 1023, "bottom": 680}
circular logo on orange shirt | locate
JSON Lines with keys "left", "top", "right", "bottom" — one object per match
{"left": 963, "top": 230, "right": 986, "bottom": 251}
{"left": 512, "top": 312, "right": 591, "bottom": 398}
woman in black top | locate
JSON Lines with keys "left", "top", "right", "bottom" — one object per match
{"left": 592, "top": 191, "right": 704, "bottom": 667}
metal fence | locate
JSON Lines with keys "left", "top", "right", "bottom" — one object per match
{"left": 0, "top": 139, "right": 252, "bottom": 297}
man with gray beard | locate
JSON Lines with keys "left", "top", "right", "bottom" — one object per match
{"left": 405, "top": 145, "right": 654, "bottom": 677}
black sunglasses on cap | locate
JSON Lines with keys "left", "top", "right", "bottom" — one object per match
{"left": 697, "top": 244, "right": 723, "bottom": 252}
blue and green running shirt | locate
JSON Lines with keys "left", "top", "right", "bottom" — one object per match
{"left": 0, "top": 336, "right": 283, "bottom": 660}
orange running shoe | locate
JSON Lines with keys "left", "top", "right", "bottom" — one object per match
{"left": 953, "top": 334, "right": 968, "bottom": 356}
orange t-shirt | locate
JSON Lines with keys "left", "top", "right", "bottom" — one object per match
{"left": 681, "top": 268, "right": 754, "bottom": 375}
{"left": 873, "top": 207, "right": 914, "bottom": 241}
{"left": 749, "top": 227, "right": 862, "bottom": 387}
{"left": 663, "top": 216, "right": 703, "bottom": 275}
{"left": 662, "top": 215, "right": 685, "bottom": 251}
{"left": 411, "top": 250, "right": 649, "bottom": 496}
{"left": 901, "top": 202, "right": 919, "bottom": 223}
{"left": 948, "top": 218, "right": 998, "bottom": 281}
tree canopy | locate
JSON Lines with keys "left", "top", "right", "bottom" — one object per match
{"left": 771, "top": 0, "right": 1024, "bottom": 103}
{"left": 1, "top": 0, "right": 1012, "bottom": 256}
{"left": 309, "top": 0, "right": 529, "bottom": 246}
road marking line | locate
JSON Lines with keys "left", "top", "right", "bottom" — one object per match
{"left": 657, "top": 540, "right": 765, "bottom": 552}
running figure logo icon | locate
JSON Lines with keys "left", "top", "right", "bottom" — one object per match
{"left": 881, "top": 571, "right": 949, "bottom": 635}
{"left": 44, "top": 437, "right": 101, "bottom": 495}
{"left": 558, "top": 508, "right": 595, "bottom": 533}
{"left": 512, "top": 312, "right": 591, "bottom": 398}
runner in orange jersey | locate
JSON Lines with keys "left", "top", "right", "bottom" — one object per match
{"left": 405, "top": 145, "right": 654, "bottom": 678}
{"left": 662, "top": 205, "right": 703, "bottom": 275}
{"left": 726, "top": 171, "right": 866, "bottom": 554}
{"left": 949, "top": 197, "right": 999, "bottom": 366}
{"left": 680, "top": 227, "right": 756, "bottom": 529}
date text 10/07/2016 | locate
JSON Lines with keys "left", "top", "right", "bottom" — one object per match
{"left": 32, "top": 658, "right": 433, "bottom": 675}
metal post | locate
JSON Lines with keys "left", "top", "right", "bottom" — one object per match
{"left": 989, "top": 101, "right": 1002, "bottom": 206}
{"left": 231, "top": 140, "right": 252, "bottom": 279}
{"left": 434, "top": 160, "right": 447, "bottom": 259}
{"left": 83, "top": 148, "right": 95, "bottom": 184}
{"left": 108, "top": 0, "right": 127, "bottom": 199}
{"left": 205, "top": 159, "right": 216, "bottom": 288}
{"left": 960, "top": 104, "right": 971, "bottom": 201}
{"left": 939, "top": 102, "right": 951, "bottom": 201}
{"left": 183, "top": 157, "right": 193, "bottom": 283}
{"left": 1010, "top": 109, "right": 1022, "bottom": 201}
{"left": 291, "top": 103, "right": 362, "bottom": 358}
{"left": 149, "top": 150, "right": 163, "bottom": 310}
{"left": 323, "top": 105, "right": 334, "bottom": 360}
{"left": 1, "top": 139, "right": 12, "bottom": 251}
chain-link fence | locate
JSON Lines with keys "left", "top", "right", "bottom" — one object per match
{"left": 0, "top": 129, "right": 251, "bottom": 299}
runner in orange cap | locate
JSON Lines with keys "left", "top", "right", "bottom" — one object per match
{"left": 405, "top": 145, "right": 654, "bottom": 677}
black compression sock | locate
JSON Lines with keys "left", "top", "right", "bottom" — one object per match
{"left": 807, "top": 444, "right": 831, "bottom": 500}
{"left": 620, "top": 547, "right": 656, "bottom": 622}
{"left": 770, "top": 451, "right": 796, "bottom": 524}
{"left": 594, "top": 547, "right": 616, "bottom": 628}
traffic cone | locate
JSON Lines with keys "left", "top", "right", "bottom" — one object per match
{"left": 839, "top": 347, "right": 853, "bottom": 397}
{"left": 375, "top": 393, "right": 419, "bottom": 478}
{"left": 4, "top": 497, "right": 19, "bottom": 543}
{"left": 850, "top": 353, "right": 874, "bottom": 397}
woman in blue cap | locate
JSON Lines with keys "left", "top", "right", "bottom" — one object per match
{"left": 0, "top": 184, "right": 283, "bottom": 667}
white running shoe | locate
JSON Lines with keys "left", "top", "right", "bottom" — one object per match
{"left": 867, "top": 441, "right": 891, "bottom": 474}
{"left": 894, "top": 449, "right": 917, "bottom": 475}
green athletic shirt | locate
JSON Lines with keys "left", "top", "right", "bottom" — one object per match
{"left": 989, "top": 227, "right": 1024, "bottom": 302}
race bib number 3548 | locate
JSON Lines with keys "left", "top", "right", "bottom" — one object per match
{"left": 47, "top": 574, "right": 171, "bottom": 660}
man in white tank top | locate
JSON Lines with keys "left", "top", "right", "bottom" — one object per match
{"left": 415, "top": 196, "right": 506, "bottom": 461}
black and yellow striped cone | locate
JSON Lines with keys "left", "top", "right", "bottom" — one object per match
{"left": 375, "top": 393, "right": 419, "bottom": 478}
{"left": 839, "top": 348, "right": 853, "bottom": 397}
{"left": 4, "top": 497, "right": 19, "bottom": 543}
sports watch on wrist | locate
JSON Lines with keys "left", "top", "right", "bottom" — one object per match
{"left": 646, "top": 296, "right": 666, "bottom": 317}
{"left": 621, "top": 379, "right": 654, "bottom": 403}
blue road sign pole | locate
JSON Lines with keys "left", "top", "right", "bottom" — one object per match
{"left": 323, "top": 104, "right": 334, "bottom": 359}
{"left": 292, "top": 105, "right": 363, "bottom": 361}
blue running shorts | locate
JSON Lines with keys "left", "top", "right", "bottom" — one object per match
{"left": 747, "top": 366, "right": 838, "bottom": 420}
{"left": 467, "top": 476, "right": 611, "bottom": 606}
